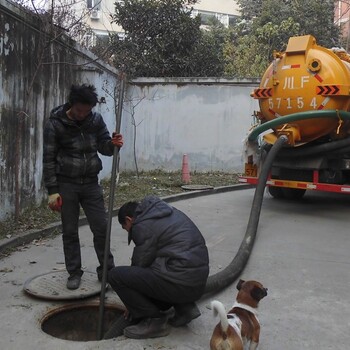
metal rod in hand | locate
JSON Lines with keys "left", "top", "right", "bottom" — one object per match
{"left": 97, "top": 74, "right": 126, "bottom": 340}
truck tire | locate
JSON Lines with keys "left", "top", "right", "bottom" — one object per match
{"left": 281, "top": 188, "right": 306, "bottom": 199}
{"left": 268, "top": 186, "right": 285, "bottom": 198}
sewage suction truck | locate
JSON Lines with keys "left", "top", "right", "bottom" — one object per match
{"left": 240, "top": 34, "right": 350, "bottom": 198}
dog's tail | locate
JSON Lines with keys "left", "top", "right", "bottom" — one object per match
{"left": 210, "top": 300, "right": 229, "bottom": 333}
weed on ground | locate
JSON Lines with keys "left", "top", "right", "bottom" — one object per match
{"left": 0, "top": 171, "right": 239, "bottom": 240}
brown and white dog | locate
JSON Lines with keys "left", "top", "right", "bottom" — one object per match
{"left": 210, "top": 279, "right": 268, "bottom": 350}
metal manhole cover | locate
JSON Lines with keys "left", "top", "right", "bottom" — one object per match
{"left": 181, "top": 184, "right": 214, "bottom": 191}
{"left": 23, "top": 271, "right": 104, "bottom": 301}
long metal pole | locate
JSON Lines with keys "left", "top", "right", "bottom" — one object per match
{"left": 97, "top": 73, "right": 126, "bottom": 340}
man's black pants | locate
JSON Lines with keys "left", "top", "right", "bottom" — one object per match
{"left": 59, "top": 182, "right": 114, "bottom": 277}
{"left": 108, "top": 266, "right": 205, "bottom": 319}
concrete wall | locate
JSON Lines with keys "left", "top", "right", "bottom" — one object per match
{"left": 0, "top": 0, "right": 119, "bottom": 220}
{"left": 119, "top": 78, "right": 259, "bottom": 173}
{"left": 0, "top": 1, "right": 259, "bottom": 221}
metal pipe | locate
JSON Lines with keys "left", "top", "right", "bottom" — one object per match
{"left": 97, "top": 73, "right": 126, "bottom": 340}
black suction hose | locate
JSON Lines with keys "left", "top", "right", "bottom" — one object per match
{"left": 204, "top": 135, "right": 288, "bottom": 295}
{"left": 277, "top": 136, "right": 350, "bottom": 158}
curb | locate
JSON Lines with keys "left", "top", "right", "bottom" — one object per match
{"left": 0, "top": 184, "right": 254, "bottom": 256}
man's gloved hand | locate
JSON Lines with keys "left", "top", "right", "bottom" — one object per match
{"left": 48, "top": 193, "right": 62, "bottom": 212}
{"left": 111, "top": 132, "right": 124, "bottom": 148}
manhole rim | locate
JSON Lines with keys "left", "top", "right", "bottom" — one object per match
{"left": 39, "top": 300, "right": 126, "bottom": 341}
{"left": 40, "top": 300, "right": 126, "bottom": 324}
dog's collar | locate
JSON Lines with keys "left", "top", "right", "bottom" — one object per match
{"left": 231, "top": 302, "right": 258, "bottom": 316}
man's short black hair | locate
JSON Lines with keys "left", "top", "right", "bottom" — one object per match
{"left": 68, "top": 84, "right": 98, "bottom": 106}
{"left": 118, "top": 201, "right": 139, "bottom": 225}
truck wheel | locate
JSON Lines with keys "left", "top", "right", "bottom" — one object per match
{"left": 268, "top": 186, "right": 284, "bottom": 198}
{"left": 281, "top": 188, "right": 306, "bottom": 199}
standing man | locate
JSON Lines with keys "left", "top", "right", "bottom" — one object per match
{"left": 43, "top": 84, "right": 123, "bottom": 290}
{"left": 107, "top": 195, "right": 209, "bottom": 339}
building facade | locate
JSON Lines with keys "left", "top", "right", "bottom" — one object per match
{"left": 192, "top": 0, "right": 240, "bottom": 28}
{"left": 82, "top": 0, "right": 240, "bottom": 47}
{"left": 334, "top": 0, "right": 350, "bottom": 50}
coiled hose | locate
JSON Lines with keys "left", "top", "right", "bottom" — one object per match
{"left": 204, "top": 135, "right": 288, "bottom": 294}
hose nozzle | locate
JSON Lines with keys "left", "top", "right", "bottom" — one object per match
{"left": 276, "top": 125, "right": 301, "bottom": 146}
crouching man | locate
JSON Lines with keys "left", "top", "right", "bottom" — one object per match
{"left": 108, "top": 195, "right": 209, "bottom": 339}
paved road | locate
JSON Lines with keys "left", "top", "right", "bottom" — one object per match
{"left": 0, "top": 188, "right": 349, "bottom": 349}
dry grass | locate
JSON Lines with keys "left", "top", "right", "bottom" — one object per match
{"left": 0, "top": 170, "right": 239, "bottom": 240}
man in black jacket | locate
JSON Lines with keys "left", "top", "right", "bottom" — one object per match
{"left": 107, "top": 196, "right": 209, "bottom": 339}
{"left": 43, "top": 84, "right": 123, "bottom": 290}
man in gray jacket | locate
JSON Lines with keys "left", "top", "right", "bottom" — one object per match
{"left": 107, "top": 196, "right": 209, "bottom": 339}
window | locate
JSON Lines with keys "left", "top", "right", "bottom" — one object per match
{"left": 199, "top": 12, "right": 217, "bottom": 26}
{"left": 82, "top": 32, "right": 96, "bottom": 48}
{"left": 96, "top": 34, "right": 110, "bottom": 46}
{"left": 194, "top": 10, "right": 238, "bottom": 28}
{"left": 229, "top": 15, "right": 239, "bottom": 27}
{"left": 87, "top": 0, "right": 101, "bottom": 10}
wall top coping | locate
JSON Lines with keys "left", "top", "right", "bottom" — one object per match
{"left": 130, "top": 77, "right": 260, "bottom": 86}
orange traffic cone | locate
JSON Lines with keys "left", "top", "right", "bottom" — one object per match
{"left": 182, "top": 154, "right": 191, "bottom": 184}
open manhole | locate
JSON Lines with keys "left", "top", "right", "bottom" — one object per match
{"left": 41, "top": 302, "right": 124, "bottom": 341}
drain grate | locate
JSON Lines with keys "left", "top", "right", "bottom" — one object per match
{"left": 23, "top": 271, "right": 104, "bottom": 300}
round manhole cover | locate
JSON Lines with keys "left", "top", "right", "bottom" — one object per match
{"left": 23, "top": 271, "right": 104, "bottom": 300}
{"left": 181, "top": 184, "right": 214, "bottom": 191}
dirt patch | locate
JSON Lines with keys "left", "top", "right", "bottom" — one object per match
{"left": 0, "top": 170, "right": 239, "bottom": 240}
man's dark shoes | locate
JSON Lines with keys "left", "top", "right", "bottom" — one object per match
{"left": 103, "top": 315, "right": 137, "bottom": 339}
{"left": 66, "top": 274, "right": 81, "bottom": 290}
{"left": 97, "top": 266, "right": 114, "bottom": 283}
{"left": 168, "top": 302, "right": 201, "bottom": 327}
{"left": 123, "top": 316, "right": 170, "bottom": 339}
{"left": 96, "top": 267, "right": 103, "bottom": 282}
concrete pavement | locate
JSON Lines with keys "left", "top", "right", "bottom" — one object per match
{"left": 0, "top": 187, "right": 349, "bottom": 349}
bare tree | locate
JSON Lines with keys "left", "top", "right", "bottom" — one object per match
{"left": 125, "top": 87, "right": 146, "bottom": 178}
{"left": 103, "top": 79, "right": 164, "bottom": 178}
{"left": 102, "top": 80, "right": 144, "bottom": 177}
{"left": 13, "top": 0, "right": 91, "bottom": 43}
{"left": 124, "top": 86, "right": 164, "bottom": 177}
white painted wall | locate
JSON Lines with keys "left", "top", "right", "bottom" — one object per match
{"left": 116, "top": 78, "right": 259, "bottom": 174}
